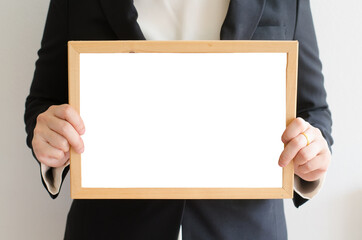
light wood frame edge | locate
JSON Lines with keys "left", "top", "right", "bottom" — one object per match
{"left": 68, "top": 43, "right": 83, "bottom": 198}
{"left": 68, "top": 40, "right": 298, "bottom": 199}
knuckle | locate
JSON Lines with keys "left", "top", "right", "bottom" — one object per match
{"left": 33, "top": 127, "right": 41, "bottom": 136}
{"left": 36, "top": 113, "right": 46, "bottom": 123}
{"left": 298, "top": 149, "right": 309, "bottom": 161}
{"left": 60, "top": 140, "right": 69, "bottom": 152}
{"left": 32, "top": 138, "right": 45, "bottom": 152}
{"left": 281, "top": 134, "right": 287, "bottom": 143}
{"left": 48, "top": 105, "right": 56, "bottom": 111}
{"left": 295, "top": 117, "right": 305, "bottom": 128}
{"left": 32, "top": 137, "right": 39, "bottom": 147}
{"left": 304, "top": 162, "right": 313, "bottom": 172}
{"left": 292, "top": 136, "right": 304, "bottom": 149}
{"left": 62, "top": 105, "right": 72, "bottom": 117}
{"left": 36, "top": 152, "right": 47, "bottom": 162}
{"left": 298, "top": 165, "right": 306, "bottom": 174}
{"left": 55, "top": 150, "right": 65, "bottom": 160}
{"left": 60, "top": 139, "right": 70, "bottom": 152}
{"left": 59, "top": 122, "right": 70, "bottom": 135}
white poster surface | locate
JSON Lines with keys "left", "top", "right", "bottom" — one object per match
{"left": 79, "top": 52, "right": 286, "bottom": 188}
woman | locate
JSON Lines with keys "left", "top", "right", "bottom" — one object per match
{"left": 25, "top": 0, "right": 333, "bottom": 239}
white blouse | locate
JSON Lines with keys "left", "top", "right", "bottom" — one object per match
{"left": 134, "top": 0, "right": 230, "bottom": 40}
{"left": 41, "top": 0, "right": 325, "bottom": 200}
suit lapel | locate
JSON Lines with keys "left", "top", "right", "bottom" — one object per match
{"left": 220, "top": 0, "right": 266, "bottom": 40}
{"left": 100, "top": 0, "right": 265, "bottom": 41}
{"left": 99, "top": 0, "right": 145, "bottom": 40}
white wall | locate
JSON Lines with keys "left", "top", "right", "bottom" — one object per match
{"left": 0, "top": 1, "right": 72, "bottom": 239}
{"left": 284, "top": 1, "right": 362, "bottom": 239}
{"left": 0, "top": 0, "right": 361, "bottom": 239}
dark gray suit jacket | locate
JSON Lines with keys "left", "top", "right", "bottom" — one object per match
{"left": 25, "top": 0, "right": 333, "bottom": 239}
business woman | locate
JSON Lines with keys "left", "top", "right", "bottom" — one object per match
{"left": 25, "top": 0, "right": 333, "bottom": 239}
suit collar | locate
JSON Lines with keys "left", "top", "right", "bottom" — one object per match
{"left": 99, "top": 0, "right": 265, "bottom": 40}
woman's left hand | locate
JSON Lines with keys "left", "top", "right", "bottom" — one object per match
{"left": 278, "top": 117, "right": 331, "bottom": 182}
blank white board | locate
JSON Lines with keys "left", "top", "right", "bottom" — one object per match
{"left": 79, "top": 52, "right": 286, "bottom": 188}
{"left": 68, "top": 40, "right": 298, "bottom": 199}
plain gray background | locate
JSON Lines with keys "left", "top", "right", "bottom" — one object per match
{"left": 1, "top": 1, "right": 361, "bottom": 239}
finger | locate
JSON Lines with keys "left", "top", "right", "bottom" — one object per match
{"left": 34, "top": 124, "right": 70, "bottom": 152}
{"left": 279, "top": 133, "right": 307, "bottom": 167}
{"left": 281, "top": 117, "right": 309, "bottom": 144}
{"left": 294, "top": 140, "right": 324, "bottom": 166}
{"left": 51, "top": 104, "right": 85, "bottom": 135}
{"left": 295, "top": 169, "right": 326, "bottom": 182}
{"left": 43, "top": 128, "right": 70, "bottom": 153}
{"left": 296, "top": 153, "right": 330, "bottom": 175}
{"left": 278, "top": 127, "right": 316, "bottom": 167}
{"left": 32, "top": 138, "right": 69, "bottom": 167}
{"left": 47, "top": 115, "right": 84, "bottom": 154}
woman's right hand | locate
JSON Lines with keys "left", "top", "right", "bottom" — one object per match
{"left": 32, "top": 104, "right": 85, "bottom": 168}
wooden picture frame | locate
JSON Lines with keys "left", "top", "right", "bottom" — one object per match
{"left": 68, "top": 40, "right": 298, "bottom": 199}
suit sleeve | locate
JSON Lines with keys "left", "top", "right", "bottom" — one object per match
{"left": 24, "top": 0, "right": 69, "bottom": 199}
{"left": 292, "top": 0, "right": 333, "bottom": 208}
